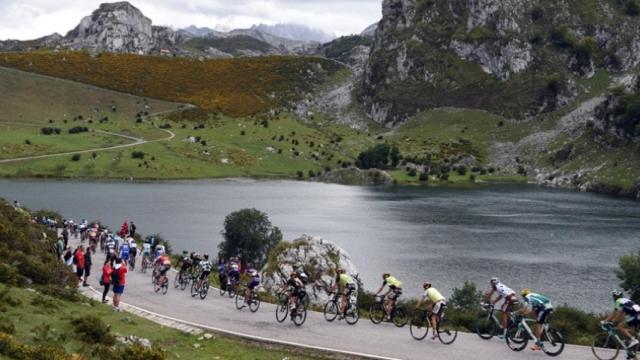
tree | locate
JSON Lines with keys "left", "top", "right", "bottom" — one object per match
{"left": 390, "top": 146, "right": 401, "bottom": 168}
{"left": 450, "top": 281, "right": 483, "bottom": 312}
{"left": 356, "top": 144, "right": 400, "bottom": 170}
{"left": 616, "top": 251, "right": 640, "bottom": 303}
{"left": 219, "top": 209, "right": 282, "bottom": 268}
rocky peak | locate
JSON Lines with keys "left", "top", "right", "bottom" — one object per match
{"left": 64, "top": 1, "right": 157, "bottom": 53}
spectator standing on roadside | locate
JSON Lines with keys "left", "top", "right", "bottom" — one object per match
{"left": 74, "top": 245, "right": 85, "bottom": 284}
{"left": 112, "top": 258, "right": 127, "bottom": 311}
{"left": 61, "top": 227, "right": 69, "bottom": 247}
{"left": 83, "top": 246, "right": 93, "bottom": 287}
{"left": 63, "top": 246, "right": 73, "bottom": 267}
{"left": 55, "top": 237, "right": 64, "bottom": 259}
{"left": 129, "top": 221, "right": 136, "bottom": 238}
{"left": 101, "top": 259, "right": 113, "bottom": 303}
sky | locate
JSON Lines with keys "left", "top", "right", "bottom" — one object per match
{"left": 0, "top": 0, "right": 382, "bottom": 40}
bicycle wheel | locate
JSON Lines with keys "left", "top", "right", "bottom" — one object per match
{"left": 219, "top": 285, "right": 226, "bottom": 296}
{"left": 199, "top": 282, "right": 209, "bottom": 300}
{"left": 174, "top": 273, "right": 182, "bottom": 289}
{"left": 228, "top": 283, "right": 236, "bottom": 298}
{"left": 410, "top": 313, "right": 429, "bottom": 341}
{"left": 437, "top": 316, "right": 458, "bottom": 345}
{"left": 249, "top": 294, "right": 261, "bottom": 313}
{"left": 190, "top": 281, "right": 199, "bottom": 298}
{"left": 506, "top": 324, "right": 529, "bottom": 352}
{"left": 369, "top": 302, "right": 385, "bottom": 324}
{"left": 235, "top": 292, "right": 246, "bottom": 310}
{"left": 275, "top": 302, "right": 288, "bottom": 323}
{"left": 180, "top": 276, "right": 189, "bottom": 291}
{"left": 344, "top": 303, "right": 359, "bottom": 325}
{"left": 542, "top": 327, "right": 565, "bottom": 357}
{"left": 161, "top": 280, "right": 168, "bottom": 295}
{"left": 591, "top": 332, "right": 621, "bottom": 360}
{"left": 293, "top": 307, "right": 307, "bottom": 326}
{"left": 324, "top": 301, "right": 338, "bottom": 322}
{"left": 475, "top": 316, "right": 497, "bottom": 340}
{"left": 153, "top": 281, "right": 161, "bottom": 293}
{"left": 392, "top": 307, "right": 408, "bottom": 328}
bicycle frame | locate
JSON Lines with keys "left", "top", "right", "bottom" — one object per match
{"left": 515, "top": 317, "right": 549, "bottom": 345}
{"left": 603, "top": 324, "right": 636, "bottom": 356}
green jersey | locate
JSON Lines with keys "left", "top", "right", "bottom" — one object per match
{"left": 524, "top": 293, "right": 553, "bottom": 311}
{"left": 337, "top": 274, "right": 354, "bottom": 289}
{"left": 423, "top": 288, "right": 446, "bottom": 303}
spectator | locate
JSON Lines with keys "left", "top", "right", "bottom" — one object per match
{"left": 101, "top": 259, "right": 113, "bottom": 304}
{"left": 83, "top": 246, "right": 93, "bottom": 287}
{"left": 129, "top": 221, "right": 136, "bottom": 238}
{"left": 13, "top": 200, "right": 20, "bottom": 208}
{"left": 63, "top": 246, "right": 73, "bottom": 267}
{"left": 74, "top": 245, "right": 85, "bottom": 284}
{"left": 61, "top": 227, "right": 69, "bottom": 247}
{"left": 55, "top": 237, "right": 64, "bottom": 258}
{"left": 112, "top": 258, "right": 127, "bottom": 311}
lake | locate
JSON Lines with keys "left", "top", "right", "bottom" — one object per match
{"left": 1, "top": 179, "right": 638, "bottom": 312}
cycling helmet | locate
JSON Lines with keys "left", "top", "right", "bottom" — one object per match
{"left": 182, "top": 250, "right": 188, "bottom": 256}
{"left": 490, "top": 277, "right": 499, "bottom": 285}
{"left": 423, "top": 282, "right": 432, "bottom": 289}
{"left": 612, "top": 289, "right": 623, "bottom": 300}
{"left": 382, "top": 272, "right": 390, "bottom": 279}
{"left": 521, "top": 289, "right": 531, "bottom": 297}
{"left": 336, "top": 268, "right": 345, "bottom": 274}
{"left": 203, "top": 254, "right": 209, "bottom": 260}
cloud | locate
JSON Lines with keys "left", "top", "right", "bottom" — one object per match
{"left": 0, "top": 0, "right": 382, "bottom": 40}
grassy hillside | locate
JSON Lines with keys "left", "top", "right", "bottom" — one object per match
{"left": 183, "top": 35, "right": 274, "bottom": 56}
{"left": 0, "top": 51, "right": 343, "bottom": 117}
{"left": 0, "top": 66, "right": 179, "bottom": 160}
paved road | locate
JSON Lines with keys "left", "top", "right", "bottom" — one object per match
{"left": 70, "top": 235, "right": 596, "bottom": 360}
{"left": 0, "top": 128, "right": 174, "bottom": 164}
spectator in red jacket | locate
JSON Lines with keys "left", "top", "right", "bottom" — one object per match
{"left": 101, "top": 259, "right": 113, "bottom": 303}
{"left": 74, "top": 245, "right": 85, "bottom": 284}
{"left": 112, "top": 258, "right": 128, "bottom": 311}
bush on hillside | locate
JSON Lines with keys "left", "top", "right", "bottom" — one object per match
{"left": 356, "top": 144, "right": 401, "bottom": 170}
{"left": 450, "top": 281, "right": 483, "bottom": 312}
{"left": 219, "top": 209, "right": 282, "bottom": 268}
{"left": 71, "top": 315, "right": 115, "bottom": 346}
{"left": 617, "top": 250, "right": 640, "bottom": 302}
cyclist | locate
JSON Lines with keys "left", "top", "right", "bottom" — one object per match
{"left": 154, "top": 252, "right": 171, "bottom": 286}
{"left": 603, "top": 289, "right": 640, "bottom": 349}
{"left": 484, "top": 277, "right": 517, "bottom": 338}
{"left": 228, "top": 258, "right": 240, "bottom": 288}
{"left": 375, "top": 273, "right": 403, "bottom": 321}
{"left": 178, "top": 250, "right": 192, "bottom": 276}
{"left": 415, "top": 282, "right": 447, "bottom": 340}
{"left": 330, "top": 268, "right": 356, "bottom": 318}
{"left": 217, "top": 260, "right": 228, "bottom": 291}
{"left": 194, "top": 254, "right": 212, "bottom": 289}
{"left": 244, "top": 264, "right": 261, "bottom": 304}
{"left": 283, "top": 272, "right": 306, "bottom": 315}
{"left": 129, "top": 241, "right": 137, "bottom": 269}
{"left": 517, "top": 289, "right": 554, "bottom": 351}
{"left": 119, "top": 240, "right": 130, "bottom": 264}
{"left": 141, "top": 241, "right": 152, "bottom": 266}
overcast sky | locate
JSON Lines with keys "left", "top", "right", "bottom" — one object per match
{"left": 0, "top": 0, "right": 382, "bottom": 40}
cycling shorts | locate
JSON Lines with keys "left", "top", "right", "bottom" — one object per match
{"left": 199, "top": 270, "right": 210, "bottom": 280}
{"left": 502, "top": 294, "right": 517, "bottom": 312}
{"left": 536, "top": 308, "right": 553, "bottom": 324}
{"left": 159, "top": 266, "right": 170, "bottom": 275}
{"left": 342, "top": 284, "right": 356, "bottom": 297}
{"left": 248, "top": 278, "right": 260, "bottom": 290}
{"left": 389, "top": 288, "right": 402, "bottom": 301}
{"left": 626, "top": 317, "right": 640, "bottom": 329}
{"left": 433, "top": 300, "right": 446, "bottom": 316}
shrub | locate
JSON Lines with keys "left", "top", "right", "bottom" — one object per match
{"left": 450, "top": 281, "right": 483, "bottom": 312}
{"left": 296, "top": 170, "right": 304, "bottom": 178}
{"left": 158, "top": 123, "right": 172, "bottom": 129}
{"left": 440, "top": 173, "right": 450, "bottom": 181}
{"left": 24, "top": 139, "right": 31, "bottom": 145}
{"left": 308, "top": 170, "right": 316, "bottom": 178}
{"left": 549, "top": 26, "right": 575, "bottom": 49}
{"left": 219, "top": 209, "right": 282, "bottom": 268}
{"left": 71, "top": 154, "right": 81, "bottom": 161}
{"left": 616, "top": 251, "right": 640, "bottom": 302}
{"left": 114, "top": 344, "right": 167, "bottom": 360}
{"left": 457, "top": 165, "right": 468, "bottom": 176}
{"left": 549, "top": 306, "right": 600, "bottom": 346}
{"left": 626, "top": 0, "right": 639, "bottom": 15}
{"left": 0, "top": 318, "right": 15, "bottom": 335}
{"left": 71, "top": 315, "right": 115, "bottom": 346}
{"left": 470, "top": 174, "right": 476, "bottom": 182}
{"left": 530, "top": 5, "right": 544, "bottom": 21}
{"left": 40, "top": 127, "right": 61, "bottom": 135}
{"left": 419, "top": 172, "right": 429, "bottom": 182}
{"left": 407, "top": 168, "right": 417, "bottom": 177}
{"left": 356, "top": 144, "right": 400, "bottom": 170}
{"left": 131, "top": 151, "right": 145, "bottom": 160}
{"left": 68, "top": 126, "right": 89, "bottom": 134}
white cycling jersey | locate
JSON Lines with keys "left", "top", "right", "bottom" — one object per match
{"left": 495, "top": 282, "right": 515, "bottom": 297}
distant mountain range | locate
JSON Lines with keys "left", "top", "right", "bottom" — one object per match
{"left": 0, "top": 1, "right": 368, "bottom": 59}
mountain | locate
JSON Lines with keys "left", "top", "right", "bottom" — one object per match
{"left": 252, "top": 23, "right": 335, "bottom": 43}
{"left": 360, "top": 22, "right": 379, "bottom": 38}
{"left": 361, "top": 0, "right": 640, "bottom": 125}
{"left": 182, "top": 25, "right": 223, "bottom": 38}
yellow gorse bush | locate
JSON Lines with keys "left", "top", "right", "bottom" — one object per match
{"left": 0, "top": 51, "right": 342, "bottom": 117}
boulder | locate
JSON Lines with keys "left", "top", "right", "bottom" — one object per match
{"left": 261, "top": 235, "right": 359, "bottom": 306}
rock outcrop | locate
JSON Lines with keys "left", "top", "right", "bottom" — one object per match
{"left": 361, "top": 0, "right": 640, "bottom": 125}
{"left": 261, "top": 235, "right": 359, "bottom": 306}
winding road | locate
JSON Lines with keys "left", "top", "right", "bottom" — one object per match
{"left": 70, "top": 236, "right": 599, "bottom": 360}
{"left": 0, "top": 128, "right": 175, "bottom": 164}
